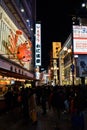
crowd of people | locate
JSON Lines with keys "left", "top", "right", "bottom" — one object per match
{"left": 3, "top": 84, "right": 87, "bottom": 129}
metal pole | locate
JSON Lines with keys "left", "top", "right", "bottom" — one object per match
{"left": 71, "top": 19, "right": 74, "bottom": 86}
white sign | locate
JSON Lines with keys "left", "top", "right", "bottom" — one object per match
{"left": 73, "top": 25, "right": 87, "bottom": 54}
{"left": 35, "top": 23, "right": 41, "bottom": 66}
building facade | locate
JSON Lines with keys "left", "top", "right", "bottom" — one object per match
{"left": 0, "top": 0, "right": 36, "bottom": 92}
{"left": 59, "top": 24, "right": 87, "bottom": 86}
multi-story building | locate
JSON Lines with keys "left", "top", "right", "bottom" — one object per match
{"left": 59, "top": 34, "right": 75, "bottom": 85}
{"left": 59, "top": 18, "right": 87, "bottom": 86}
{"left": 0, "top": 0, "right": 36, "bottom": 92}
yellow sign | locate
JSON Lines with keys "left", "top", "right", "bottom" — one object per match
{"left": 52, "top": 42, "right": 61, "bottom": 58}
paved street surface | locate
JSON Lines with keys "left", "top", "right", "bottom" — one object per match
{"left": 0, "top": 106, "right": 72, "bottom": 130}
{"left": 1, "top": 107, "right": 87, "bottom": 130}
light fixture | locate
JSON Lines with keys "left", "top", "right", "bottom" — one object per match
{"left": 51, "top": 67, "right": 59, "bottom": 70}
{"left": 51, "top": 67, "right": 54, "bottom": 70}
{"left": 31, "top": 27, "right": 33, "bottom": 31}
{"left": 68, "top": 49, "right": 71, "bottom": 53}
{"left": 81, "top": 3, "right": 86, "bottom": 8}
{"left": 26, "top": 19, "right": 30, "bottom": 23}
{"left": 74, "top": 55, "right": 78, "bottom": 58}
{"left": 21, "top": 8, "right": 24, "bottom": 12}
{"left": 63, "top": 47, "right": 67, "bottom": 51}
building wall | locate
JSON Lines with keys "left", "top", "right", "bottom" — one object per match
{"left": 59, "top": 34, "right": 81, "bottom": 85}
{"left": 0, "top": 3, "right": 32, "bottom": 70}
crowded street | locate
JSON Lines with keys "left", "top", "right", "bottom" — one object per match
{"left": 0, "top": 102, "right": 87, "bottom": 130}
{"left": 0, "top": 103, "right": 72, "bottom": 130}
{"left": 1, "top": 1, "right": 87, "bottom": 130}
{"left": 0, "top": 85, "right": 87, "bottom": 130}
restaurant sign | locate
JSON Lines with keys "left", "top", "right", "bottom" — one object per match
{"left": 35, "top": 23, "right": 41, "bottom": 66}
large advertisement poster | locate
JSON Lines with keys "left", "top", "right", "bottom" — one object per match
{"left": 77, "top": 55, "right": 87, "bottom": 77}
{"left": 73, "top": 25, "right": 87, "bottom": 54}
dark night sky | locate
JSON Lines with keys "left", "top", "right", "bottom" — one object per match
{"left": 36, "top": 0, "right": 83, "bottom": 69}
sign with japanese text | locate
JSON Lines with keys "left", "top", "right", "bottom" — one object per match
{"left": 35, "top": 23, "right": 41, "bottom": 66}
{"left": 52, "top": 42, "right": 61, "bottom": 58}
{"left": 73, "top": 25, "right": 87, "bottom": 54}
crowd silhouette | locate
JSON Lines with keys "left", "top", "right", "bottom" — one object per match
{"left": 3, "top": 84, "right": 87, "bottom": 129}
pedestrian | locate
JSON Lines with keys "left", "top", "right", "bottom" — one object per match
{"left": 4, "top": 87, "right": 13, "bottom": 113}
{"left": 21, "top": 87, "right": 30, "bottom": 120}
{"left": 41, "top": 87, "right": 47, "bottom": 115}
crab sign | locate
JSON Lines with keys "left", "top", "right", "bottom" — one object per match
{"left": 3, "top": 29, "right": 32, "bottom": 63}
{"left": 8, "top": 29, "right": 22, "bottom": 54}
{"left": 17, "top": 40, "right": 32, "bottom": 62}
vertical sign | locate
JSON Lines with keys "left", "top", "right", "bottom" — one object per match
{"left": 52, "top": 42, "right": 61, "bottom": 58}
{"left": 35, "top": 23, "right": 41, "bottom": 66}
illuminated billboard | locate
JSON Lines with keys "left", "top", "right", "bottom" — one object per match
{"left": 77, "top": 55, "right": 87, "bottom": 77}
{"left": 73, "top": 25, "right": 87, "bottom": 54}
{"left": 52, "top": 42, "right": 61, "bottom": 58}
{"left": 35, "top": 23, "right": 41, "bottom": 66}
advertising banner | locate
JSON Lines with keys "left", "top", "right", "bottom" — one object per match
{"left": 77, "top": 55, "right": 87, "bottom": 77}
{"left": 52, "top": 42, "right": 61, "bottom": 58}
{"left": 73, "top": 25, "right": 87, "bottom": 54}
{"left": 35, "top": 23, "right": 41, "bottom": 66}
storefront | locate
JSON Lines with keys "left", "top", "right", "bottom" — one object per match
{"left": 0, "top": 0, "right": 36, "bottom": 110}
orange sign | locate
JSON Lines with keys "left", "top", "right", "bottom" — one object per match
{"left": 52, "top": 42, "right": 61, "bottom": 58}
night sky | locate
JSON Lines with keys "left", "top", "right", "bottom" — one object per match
{"left": 36, "top": 0, "right": 83, "bottom": 69}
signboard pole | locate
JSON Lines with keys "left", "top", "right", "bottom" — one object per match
{"left": 72, "top": 23, "right": 74, "bottom": 86}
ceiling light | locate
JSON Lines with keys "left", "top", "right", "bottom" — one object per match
{"left": 26, "top": 19, "right": 30, "bottom": 23}
{"left": 21, "top": 8, "right": 24, "bottom": 12}
{"left": 81, "top": 3, "right": 86, "bottom": 8}
{"left": 31, "top": 28, "right": 33, "bottom": 31}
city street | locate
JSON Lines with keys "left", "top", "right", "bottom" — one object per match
{"left": 0, "top": 105, "right": 87, "bottom": 130}
{"left": 0, "top": 106, "right": 72, "bottom": 130}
